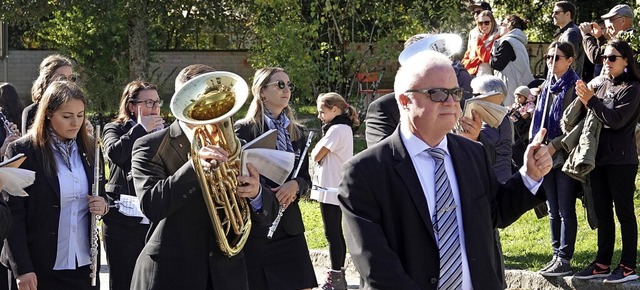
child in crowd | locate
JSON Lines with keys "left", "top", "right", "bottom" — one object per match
{"left": 310, "top": 92, "right": 359, "bottom": 290}
{"left": 510, "top": 85, "right": 536, "bottom": 168}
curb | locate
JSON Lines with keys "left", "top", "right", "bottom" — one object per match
{"left": 310, "top": 250, "right": 640, "bottom": 290}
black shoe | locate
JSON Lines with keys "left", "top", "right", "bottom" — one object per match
{"left": 538, "top": 255, "right": 557, "bottom": 273}
{"left": 573, "top": 262, "right": 610, "bottom": 280}
{"left": 603, "top": 264, "right": 639, "bottom": 284}
{"left": 540, "top": 259, "right": 572, "bottom": 277}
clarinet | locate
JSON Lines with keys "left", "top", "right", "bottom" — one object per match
{"left": 267, "top": 130, "right": 314, "bottom": 239}
{"left": 89, "top": 125, "right": 102, "bottom": 286}
{"left": 0, "top": 111, "right": 17, "bottom": 138}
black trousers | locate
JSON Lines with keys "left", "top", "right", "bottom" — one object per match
{"left": 102, "top": 221, "right": 149, "bottom": 290}
{"left": 590, "top": 164, "right": 638, "bottom": 268}
{"left": 320, "top": 203, "right": 346, "bottom": 270}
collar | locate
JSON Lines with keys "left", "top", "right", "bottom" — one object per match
{"left": 553, "top": 21, "right": 575, "bottom": 37}
{"left": 399, "top": 125, "right": 449, "bottom": 159}
{"left": 178, "top": 120, "right": 194, "bottom": 143}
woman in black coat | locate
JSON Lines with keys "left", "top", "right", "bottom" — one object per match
{"left": 101, "top": 80, "right": 164, "bottom": 290}
{"left": 234, "top": 67, "right": 317, "bottom": 290}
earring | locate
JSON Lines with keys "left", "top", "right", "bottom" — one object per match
{"left": 624, "top": 67, "right": 628, "bottom": 73}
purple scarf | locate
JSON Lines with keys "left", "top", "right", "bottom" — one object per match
{"left": 531, "top": 68, "right": 579, "bottom": 141}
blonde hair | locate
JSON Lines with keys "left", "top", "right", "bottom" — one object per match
{"left": 239, "top": 67, "right": 302, "bottom": 140}
{"left": 30, "top": 80, "right": 92, "bottom": 176}
{"left": 31, "top": 54, "right": 74, "bottom": 103}
{"left": 316, "top": 92, "right": 360, "bottom": 128}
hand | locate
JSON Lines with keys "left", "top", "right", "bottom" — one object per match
{"left": 8, "top": 121, "right": 19, "bottom": 136}
{"left": 271, "top": 180, "right": 299, "bottom": 208}
{"left": 457, "top": 110, "right": 482, "bottom": 141}
{"left": 16, "top": 272, "right": 37, "bottom": 290}
{"left": 197, "top": 145, "right": 228, "bottom": 171}
{"left": 87, "top": 195, "right": 108, "bottom": 215}
{"left": 575, "top": 80, "right": 593, "bottom": 105}
{"left": 137, "top": 106, "right": 164, "bottom": 132}
{"left": 524, "top": 128, "right": 552, "bottom": 182}
{"left": 0, "top": 133, "right": 19, "bottom": 157}
{"left": 85, "top": 120, "right": 94, "bottom": 137}
{"left": 236, "top": 163, "right": 260, "bottom": 199}
{"left": 579, "top": 22, "right": 601, "bottom": 38}
{"left": 547, "top": 144, "right": 557, "bottom": 157}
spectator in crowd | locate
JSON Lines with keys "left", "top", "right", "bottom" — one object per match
{"left": 579, "top": 4, "right": 635, "bottom": 73}
{"left": 530, "top": 41, "right": 581, "bottom": 277}
{"left": 466, "top": 1, "right": 493, "bottom": 62}
{"left": 462, "top": 10, "right": 500, "bottom": 77}
{"left": 491, "top": 14, "right": 534, "bottom": 107}
{"left": 509, "top": 85, "right": 535, "bottom": 168}
{"left": 573, "top": 39, "right": 640, "bottom": 284}
{"left": 552, "top": 1, "right": 584, "bottom": 78}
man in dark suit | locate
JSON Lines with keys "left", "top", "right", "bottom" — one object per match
{"left": 130, "top": 65, "right": 279, "bottom": 290}
{"left": 339, "top": 50, "right": 552, "bottom": 289}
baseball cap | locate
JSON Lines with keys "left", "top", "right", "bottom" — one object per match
{"left": 466, "top": 1, "right": 492, "bottom": 12}
{"left": 601, "top": 4, "right": 634, "bottom": 20}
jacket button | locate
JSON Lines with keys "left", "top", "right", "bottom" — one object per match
{"left": 430, "top": 277, "right": 438, "bottom": 284}
{"left": 209, "top": 251, "right": 214, "bottom": 257}
{"left": 182, "top": 194, "right": 187, "bottom": 199}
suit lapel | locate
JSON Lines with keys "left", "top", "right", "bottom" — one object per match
{"left": 31, "top": 146, "right": 61, "bottom": 199}
{"left": 168, "top": 121, "right": 190, "bottom": 164}
{"left": 389, "top": 131, "right": 436, "bottom": 242}
{"left": 447, "top": 135, "right": 477, "bottom": 235}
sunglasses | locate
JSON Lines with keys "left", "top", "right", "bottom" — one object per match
{"left": 405, "top": 88, "right": 464, "bottom": 102}
{"left": 266, "top": 80, "right": 295, "bottom": 92}
{"left": 601, "top": 54, "right": 623, "bottom": 62}
{"left": 545, "top": 55, "right": 567, "bottom": 62}
{"left": 131, "top": 99, "right": 163, "bottom": 108}
{"left": 551, "top": 10, "right": 564, "bottom": 15}
{"left": 477, "top": 21, "right": 491, "bottom": 26}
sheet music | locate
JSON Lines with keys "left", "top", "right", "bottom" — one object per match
{"left": 117, "top": 195, "right": 149, "bottom": 223}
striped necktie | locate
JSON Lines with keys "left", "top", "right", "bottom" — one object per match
{"left": 426, "top": 148, "right": 463, "bottom": 290}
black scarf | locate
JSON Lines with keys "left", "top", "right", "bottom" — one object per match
{"left": 321, "top": 114, "right": 353, "bottom": 136}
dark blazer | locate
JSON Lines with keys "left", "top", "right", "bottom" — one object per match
{"left": 20, "top": 104, "right": 37, "bottom": 136}
{"left": 364, "top": 93, "right": 399, "bottom": 148}
{"left": 1, "top": 136, "right": 97, "bottom": 277}
{"left": 130, "top": 121, "right": 278, "bottom": 290}
{"left": 234, "top": 120, "right": 311, "bottom": 238}
{"left": 102, "top": 121, "right": 149, "bottom": 225}
{"left": 339, "top": 130, "right": 545, "bottom": 290}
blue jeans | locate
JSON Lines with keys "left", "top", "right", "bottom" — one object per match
{"left": 543, "top": 167, "right": 579, "bottom": 260}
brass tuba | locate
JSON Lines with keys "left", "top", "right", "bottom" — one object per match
{"left": 170, "top": 71, "right": 251, "bottom": 257}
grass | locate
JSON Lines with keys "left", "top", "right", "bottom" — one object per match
{"left": 295, "top": 106, "right": 640, "bottom": 272}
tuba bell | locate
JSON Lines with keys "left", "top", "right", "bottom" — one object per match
{"left": 170, "top": 71, "right": 251, "bottom": 257}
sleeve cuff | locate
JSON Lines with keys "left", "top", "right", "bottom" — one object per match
{"left": 519, "top": 166, "right": 543, "bottom": 195}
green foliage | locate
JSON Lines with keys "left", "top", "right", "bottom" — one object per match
{"left": 247, "top": 0, "right": 467, "bottom": 105}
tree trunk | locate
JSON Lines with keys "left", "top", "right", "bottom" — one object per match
{"left": 128, "top": 12, "right": 149, "bottom": 80}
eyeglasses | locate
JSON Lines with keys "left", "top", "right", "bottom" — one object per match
{"left": 131, "top": 99, "right": 163, "bottom": 108}
{"left": 601, "top": 54, "right": 623, "bottom": 62}
{"left": 404, "top": 88, "right": 464, "bottom": 102}
{"left": 552, "top": 10, "right": 564, "bottom": 15}
{"left": 545, "top": 55, "right": 568, "bottom": 62}
{"left": 499, "top": 22, "right": 509, "bottom": 27}
{"left": 266, "top": 80, "right": 295, "bottom": 92}
{"left": 477, "top": 21, "right": 491, "bottom": 26}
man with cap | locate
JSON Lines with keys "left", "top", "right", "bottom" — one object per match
{"left": 552, "top": 1, "right": 584, "bottom": 77}
{"left": 579, "top": 4, "right": 635, "bottom": 71}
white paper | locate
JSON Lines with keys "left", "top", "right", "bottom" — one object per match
{"left": 117, "top": 194, "right": 148, "bottom": 224}
{"left": 463, "top": 92, "right": 509, "bottom": 128}
{"left": 0, "top": 167, "right": 35, "bottom": 197}
{"left": 241, "top": 148, "right": 295, "bottom": 186}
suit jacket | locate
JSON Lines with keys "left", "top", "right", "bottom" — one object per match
{"left": 234, "top": 120, "right": 311, "bottom": 238}
{"left": 364, "top": 93, "right": 399, "bottom": 148}
{"left": 339, "top": 130, "right": 545, "bottom": 290}
{"left": 102, "top": 121, "right": 149, "bottom": 226}
{"left": 130, "top": 121, "right": 278, "bottom": 290}
{"left": 1, "top": 136, "right": 98, "bottom": 277}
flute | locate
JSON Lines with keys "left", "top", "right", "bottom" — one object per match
{"left": 0, "top": 111, "right": 16, "bottom": 138}
{"left": 89, "top": 125, "right": 102, "bottom": 286}
{"left": 267, "top": 130, "right": 314, "bottom": 239}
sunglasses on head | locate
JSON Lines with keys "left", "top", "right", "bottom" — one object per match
{"left": 545, "top": 55, "right": 567, "bottom": 62}
{"left": 404, "top": 88, "right": 464, "bottom": 102}
{"left": 601, "top": 54, "right": 623, "bottom": 62}
{"left": 266, "top": 80, "right": 295, "bottom": 92}
{"left": 473, "top": 10, "right": 483, "bottom": 16}
{"left": 131, "top": 99, "right": 163, "bottom": 108}
{"left": 477, "top": 21, "right": 491, "bottom": 26}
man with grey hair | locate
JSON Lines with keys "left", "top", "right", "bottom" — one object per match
{"left": 339, "top": 50, "right": 552, "bottom": 289}
{"left": 579, "top": 4, "right": 634, "bottom": 70}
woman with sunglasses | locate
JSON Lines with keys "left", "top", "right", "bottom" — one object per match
{"left": 3, "top": 80, "right": 108, "bottom": 290}
{"left": 235, "top": 67, "right": 317, "bottom": 290}
{"left": 462, "top": 10, "right": 499, "bottom": 77}
{"left": 101, "top": 80, "right": 164, "bottom": 290}
{"left": 490, "top": 14, "right": 534, "bottom": 107}
{"left": 530, "top": 41, "right": 581, "bottom": 277}
{"left": 572, "top": 39, "right": 640, "bottom": 284}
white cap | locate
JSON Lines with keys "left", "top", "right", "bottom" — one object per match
{"left": 398, "top": 34, "right": 463, "bottom": 66}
